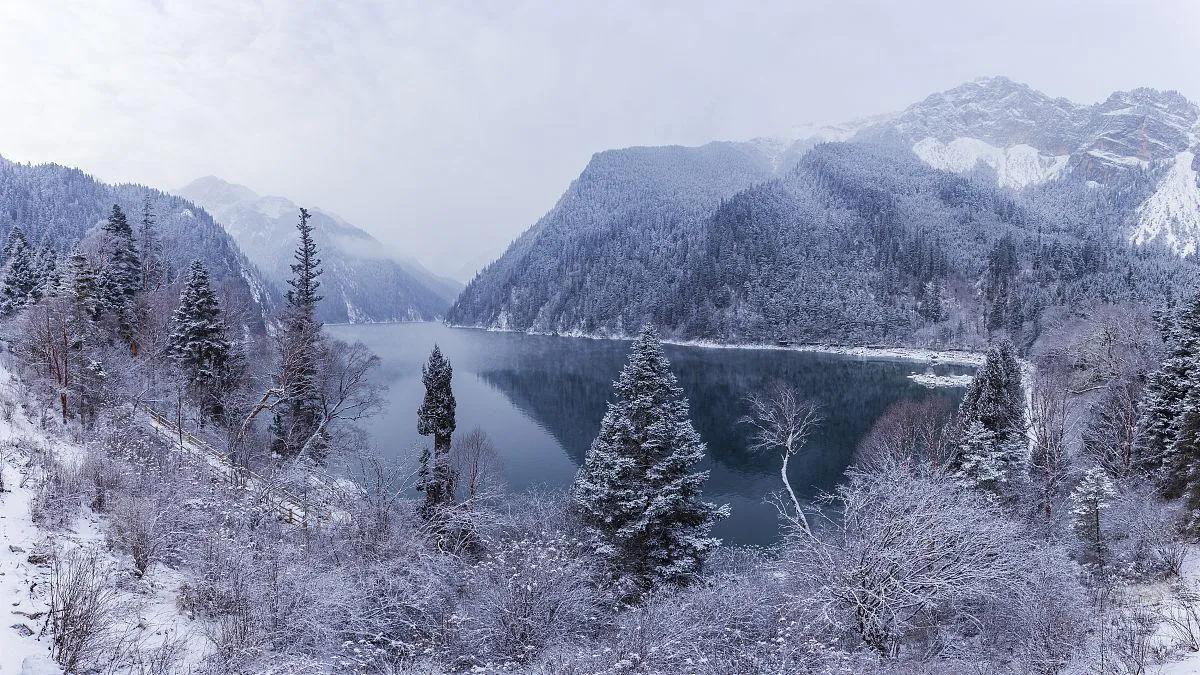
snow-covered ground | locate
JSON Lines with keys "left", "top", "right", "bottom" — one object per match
{"left": 907, "top": 371, "right": 974, "bottom": 388}
{"left": 0, "top": 445, "right": 57, "bottom": 674}
{"left": 448, "top": 323, "right": 987, "bottom": 366}
{"left": 1144, "top": 547, "right": 1200, "bottom": 674}
{"left": 1132, "top": 150, "right": 1200, "bottom": 257}
{"left": 912, "top": 136, "right": 1068, "bottom": 189}
{"left": 0, "top": 364, "right": 209, "bottom": 674}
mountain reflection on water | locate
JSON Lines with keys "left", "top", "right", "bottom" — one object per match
{"left": 328, "top": 322, "right": 972, "bottom": 546}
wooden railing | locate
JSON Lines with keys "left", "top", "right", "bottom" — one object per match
{"left": 143, "top": 406, "right": 334, "bottom": 526}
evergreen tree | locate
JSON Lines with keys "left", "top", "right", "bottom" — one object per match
{"left": 271, "top": 208, "right": 325, "bottom": 460}
{"left": 2, "top": 227, "right": 28, "bottom": 261}
{"left": 67, "top": 250, "right": 102, "bottom": 324}
{"left": 1139, "top": 294, "right": 1200, "bottom": 491}
{"left": 1069, "top": 467, "right": 1117, "bottom": 569}
{"left": 62, "top": 252, "right": 106, "bottom": 424}
{"left": 416, "top": 344, "right": 457, "bottom": 516}
{"left": 954, "top": 338, "right": 1027, "bottom": 493}
{"left": 97, "top": 204, "right": 142, "bottom": 339}
{"left": 572, "top": 326, "right": 727, "bottom": 596}
{"left": 0, "top": 228, "right": 37, "bottom": 316}
{"left": 168, "top": 261, "right": 234, "bottom": 418}
{"left": 32, "top": 246, "right": 60, "bottom": 301}
{"left": 139, "top": 196, "right": 164, "bottom": 291}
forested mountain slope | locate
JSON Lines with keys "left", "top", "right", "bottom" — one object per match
{"left": 448, "top": 141, "right": 797, "bottom": 331}
{"left": 449, "top": 142, "right": 1192, "bottom": 348}
{"left": 0, "top": 156, "right": 273, "bottom": 327}
{"left": 181, "top": 176, "right": 460, "bottom": 324}
{"left": 450, "top": 77, "right": 1200, "bottom": 348}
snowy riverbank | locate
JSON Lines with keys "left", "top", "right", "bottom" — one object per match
{"left": 446, "top": 323, "right": 986, "bottom": 367}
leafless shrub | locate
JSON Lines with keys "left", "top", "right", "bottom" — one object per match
{"left": 42, "top": 548, "right": 123, "bottom": 673}
{"left": 1100, "top": 607, "right": 1157, "bottom": 675}
{"left": 30, "top": 458, "right": 82, "bottom": 529}
{"left": 127, "top": 632, "right": 188, "bottom": 675}
{"left": 789, "top": 465, "right": 1042, "bottom": 658}
{"left": 1108, "top": 487, "right": 1186, "bottom": 580}
{"left": 855, "top": 397, "right": 956, "bottom": 476}
{"left": 455, "top": 535, "right": 597, "bottom": 665}
{"left": 1159, "top": 583, "right": 1200, "bottom": 654}
{"left": 79, "top": 443, "right": 129, "bottom": 512}
{"left": 108, "top": 492, "right": 176, "bottom": 576}
{"left": 452, "top": 427, "right": 503, "bottom": 505}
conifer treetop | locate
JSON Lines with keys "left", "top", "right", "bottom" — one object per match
{"left": 287, "top": 207, "right": 323, "bottom": 309}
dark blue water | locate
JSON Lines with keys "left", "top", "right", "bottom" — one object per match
{"left": 327, "top": 322, "right": 972, "bottom": 546}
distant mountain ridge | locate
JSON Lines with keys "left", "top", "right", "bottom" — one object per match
{"left": 849, "top": 77, "right": 1200, "bottom": 251}
{"left": 180, "top": 177, "right": 460, "bottom": 324}
{"left": 448, "top": 77, "right": 1199, "bottom": 348}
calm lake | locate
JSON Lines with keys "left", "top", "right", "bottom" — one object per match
{"left": 327, "top": 322, "right": 973, "bottom": 546}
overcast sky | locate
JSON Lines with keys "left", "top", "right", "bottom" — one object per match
{"left": 1, "top": 0, "right": 1197, "bottom": 279}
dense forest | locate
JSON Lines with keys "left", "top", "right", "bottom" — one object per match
{"left": 0, "top": 156, "right": 275, "bottom": 330}
{"left": 449, "top": 142, "right": 1191, "bottom": 349}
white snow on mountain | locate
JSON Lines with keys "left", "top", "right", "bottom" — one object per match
{"left": 912, "top": 137, "right": 1068, "bottom": 189}
{"left": 790, "top": 113, "right": 897, "bottom": 144}
{"left": 1132, "top": 151, "right": 1200, "bottom": 256}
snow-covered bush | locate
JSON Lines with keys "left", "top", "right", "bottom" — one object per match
{"left": 455, "top": 535, "right": 598, "bottom": 666}
{"left": 788, "top": 465, "right": 1046, "bottom": 658}
{"left": 29, "top": 452, "right": 82, "bottom": 529}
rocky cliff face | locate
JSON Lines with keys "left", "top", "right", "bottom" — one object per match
{"left": 845, "top": 77, "right": 1200, "bottom": 253}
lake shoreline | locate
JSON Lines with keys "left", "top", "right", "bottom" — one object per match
{"left": 442, "top": 322, "right": 986, "bottom": 367}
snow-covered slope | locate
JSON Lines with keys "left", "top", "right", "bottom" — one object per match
{"left": 843, "top": 76, "right": 1200, "bottom": 256}
{"left": 912, "top": 137, "right": 1068, "bottom": 189}
{"left": 1132, "top": 151, "right": 1200, "bottom": 256}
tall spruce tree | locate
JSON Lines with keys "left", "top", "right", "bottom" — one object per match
{"left": 271, "top": 208, "right": 325, "bottom": 459}
{"left": 168, "top": 261, "right": 233, "bottom": 418}
{"left": 66, "top": 249, "right": 105, "bottom": 421}
{"left": 1139, "top": 294, "right": 1200, "bottom": 491}
{"left": 2, "top": 227, "right": 28, "bottom": 260}
{"left": 954, "top": 338, "right": 1027, "bottom": 493}
{"left": 0, "top": 228, "right": 37, "bottom": 316}
{"left": 67, "top": 250, "right": 102, "bottom": 324}
{"left": 416, "top": 344, "right": 457, "bottom": 516}
{"left": 139, "top": 196, "right": 165, "bottom": 291}
{"left": 33, "top": 246, "right": 60, "bottom": 300}
{"left": 572, "top": 326, "right": 727, "bottom": 596}
{"left": 97, "top": 204, "right": 142, "bottom": 339}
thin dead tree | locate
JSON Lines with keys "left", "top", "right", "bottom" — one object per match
{"left": 742, "top": 383, "right": 822, "bottom": 534}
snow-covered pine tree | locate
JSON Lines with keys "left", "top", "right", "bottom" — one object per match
{"left": 67, "top": 250, "right": 102, "bottom": 325}
{"left": 33, "top": 246, "right": 60, "bottom": 301}
{"left": 3, "top": 227, "right": 28, "bottom": 261}
{"left": 0, "top": 228, "right": 37, "bottom": 316}
{"left": 168, "top": 260, "right": 233, "bottom": 418}
{"left": 954, "top": 338, "right": 1027, "bottom": 494}
{"left": 271, "top": 207, "right": 325, "bottom": 459}
{"left": 139, "top": 196, "right": 164, "bottom": 291}
{"left": 1139, "top": 294, "right": 1200, "bottom": 491}
{"left": 416, "top": 344, "right": 457, "bottom": 516}
{"left": 572, "top": 326, "right": 728, "bottom": 597}
{"left": 1069, "top": 467, "right": 1117, "bottom": 569}
{"left": 97, "top": 204, "right": 142, "bottom": 340}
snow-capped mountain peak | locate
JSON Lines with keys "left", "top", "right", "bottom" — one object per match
{"left": 832, "top": 77, "right": 1200, "bottom": 256}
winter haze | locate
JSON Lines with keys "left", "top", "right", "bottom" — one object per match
{"left": 1, "top": 0, "right": 1198, "bottom": 280}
